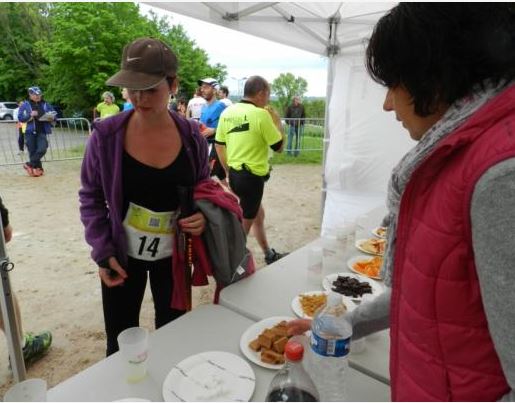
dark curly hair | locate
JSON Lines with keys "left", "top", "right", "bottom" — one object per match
{"left": 366, "top": 3, "right": 515, "bottom": 116}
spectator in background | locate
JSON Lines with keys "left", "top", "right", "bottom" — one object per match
{"left": 0, "top": 195, "right": 53, "bottom": 365}
{"left": 93, "top": 91, "right": 119, "bottom": 120}
{"left": 121, "top": 88, "right": 133, "bottom": 112}
{"left": 176, "top": 97, "right": 187, "bottom": 118}
{"left": 285, "top": 96, "right": 306, "bottom": 157}
{"left": 218, "top": 85, "right": 233, "bottom": 107}
{"left": 198, "top": 77, "right": 227, "bottom": 184}
{"left": 215, "top": 76, "right": 288, "bottom": 265}
{"left": 186, "top": 88, "right": 206, "bottom": 121}
{"left": 17, "top": 86, "right": 56, "bottom": 177}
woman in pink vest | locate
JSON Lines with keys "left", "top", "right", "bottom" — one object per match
{"left": 289, "top": 4, "right": 515, "bottom": 401}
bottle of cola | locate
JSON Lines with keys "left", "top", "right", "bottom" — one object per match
{"left": 265, "top": 339, "right": 319, "bottom": 402}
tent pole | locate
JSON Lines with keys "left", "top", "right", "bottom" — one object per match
{"left": 320, "top": 15, "right": 339, "bottom": 226}
{"left": 321, "top": 55, "right": 334, "bottom": 224}
{"left": 0, "top": 214, "right": 26, "bottom": 383}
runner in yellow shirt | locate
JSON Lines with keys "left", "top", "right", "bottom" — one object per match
{"left": 215, "top": 75, "right": 288, "bottom": 265}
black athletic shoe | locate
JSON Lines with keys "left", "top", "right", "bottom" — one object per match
{"left": 264, "top": 249, "right": 288, "bottom": 265}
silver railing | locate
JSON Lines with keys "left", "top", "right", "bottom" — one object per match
{"left": 281, "top": 117, "right": 324, "bottom": 156}
{"left": 0, "top": 118, "right": 91, "bottom": 166}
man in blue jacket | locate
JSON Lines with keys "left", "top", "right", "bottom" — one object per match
{"left": 17, "top": 86, "right": 56, "bottom": 177}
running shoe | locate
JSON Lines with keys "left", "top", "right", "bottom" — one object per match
{"left": 265, "top": 248, "right": 289, "bottom": 265}
{"left": 23, "top": 163, "right": 35, "bottom": 177}
{"left": 22, "top": 331, "right": 52, "bottom": 365}
{"left": 33, "top": 168, "right": 44, "bottom": 177}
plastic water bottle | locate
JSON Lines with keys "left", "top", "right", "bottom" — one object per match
{"left": 309, "top": 292, "right": 352, "bottom": 401}
{"left": 265, "top": 340, "right": 320, "bottom": 402}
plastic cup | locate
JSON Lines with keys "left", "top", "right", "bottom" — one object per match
{"left": 321, "top": 235, "right": 340, "bottom": 276}
{"left": 117, "top": 327, "right": 149, "bottom": 383}
{"left": 354, "top": 215, "right": 370, "bottom": 241}
{"left": 307, "top": 246, "right": 323, "bottom": 285}
{"left": 351, "top": 337, "right": 366, "bottom": 354}
{"left": 3, "top": 378, "right": 47, "bottom": 402}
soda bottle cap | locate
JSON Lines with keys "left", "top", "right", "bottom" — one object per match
{"left": 284, "top": 340, "right": 304, "bottom": 361}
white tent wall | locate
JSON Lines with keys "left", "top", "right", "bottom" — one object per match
{"left": 322, "top": 52, "right": 414, "bottom": 233}
{"left": 147, "top": 2, "right": 415, "bottom": 232}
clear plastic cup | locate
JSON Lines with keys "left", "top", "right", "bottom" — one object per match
{"left": 307, "top": 246, "right": 323, "bottom": 285}
{"left": 117, "top": 327, "right": 149, "bottom": 383}
{"left": 350, "top": 337, "right": 367, "bottom": 354}
{"left": 3, "top": 378, "right": 47, "bottom": 402}
{"left": 321, "top": 235, "right": 340, "bottom": 276}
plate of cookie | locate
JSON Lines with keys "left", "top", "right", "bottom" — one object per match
{"left": 239, "top": 316, "right": 294, "bottom": 370}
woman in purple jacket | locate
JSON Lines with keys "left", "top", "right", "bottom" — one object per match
{"left": 79, "top": 38, "right": 210, "bottom": 356}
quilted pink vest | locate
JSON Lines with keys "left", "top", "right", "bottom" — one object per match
{"left": 390, "top": 84, "right": 515, "bottom": 401}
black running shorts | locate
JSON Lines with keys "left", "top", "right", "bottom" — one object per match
{"left": 229, "top": 167, "right": 266, "bottom": 219}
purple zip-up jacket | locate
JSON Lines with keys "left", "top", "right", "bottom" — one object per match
{"left": 79, "top": 109, "right": 210, "bottom": 266}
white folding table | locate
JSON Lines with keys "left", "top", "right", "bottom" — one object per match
{"left": 48, "top": 304, "right": 390, "bottom": 401}
{"left": 219, "top": 237, "right": 391, "bottom": 385}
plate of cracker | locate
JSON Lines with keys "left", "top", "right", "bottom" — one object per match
{"left": 239, "top": 316, "right": 294, "bottom": 370}
{"left": 371, "top": 226, "right": 387, "bottom": 239}
{"left": 291, "top": 291, "right": 357, "bottom": 319}
{"left": 355, "top": 238, "right": 386, "bottom": 256}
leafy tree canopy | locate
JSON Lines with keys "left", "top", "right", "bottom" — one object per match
{"left": 271, "top": 72, "right": 308, "bottom": 115}
{"left": 0, "top": 3, "right": 226, "bottom": 116}
{"left": 0, "top": 3, "right": 51, "bottom": 101}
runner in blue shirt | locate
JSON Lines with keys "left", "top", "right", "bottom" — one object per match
{"left": 198, "top": 77, "right": 227, "bottom": 183}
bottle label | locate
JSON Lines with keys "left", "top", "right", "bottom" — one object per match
{"left": 310, "top": 331, "right": 350, "bottom": 358}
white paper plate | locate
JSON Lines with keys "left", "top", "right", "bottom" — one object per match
{"left": 355, "top": 238, "right": 385, "bottom": 256}
{"left": 347, "top": 255, "right": 383, "bottom": 280}
{"left": 291, "top": 291, "right": 357, "bottom": 319}
{"left": 322, "top": 272, "right": 383, "bottom": 302}
{"left": 239, "top": 316, "right": 293, "bottom": 370}
{"left": 371, "top": 226, "right": 387, "bottom": 239}
{"left": 162, "top": 351, "right": 255, "bottom": 402}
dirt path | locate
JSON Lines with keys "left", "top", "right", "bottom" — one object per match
{"left": 0, "top": 160, "right": 322, "bottom": 395}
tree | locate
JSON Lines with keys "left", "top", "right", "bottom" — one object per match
{"left": 304, "top": 98, "right": 326, "bottom": 119}
{"left": 39, "top": 3, "right": 226, "bottom": 116}
{"left": 0, "top": 3, "right": 51, "bottom": 101}
{"left": 149, "top": 12, "right": 227, "bottom": 99}
{"left": 39, "top": 3, "right": 157, "bottom": 116}
{"left": 271, "top": 73, "right": 308, "bottom": 115}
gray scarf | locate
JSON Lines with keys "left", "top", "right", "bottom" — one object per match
{"left": 381, "top": 81, "right": 510, "bottom": 286}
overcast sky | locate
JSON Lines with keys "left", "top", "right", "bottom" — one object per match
{"left": 140, "top": 4, "right": 328, "bottom": 97}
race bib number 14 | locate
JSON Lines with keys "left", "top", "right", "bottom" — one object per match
{"left": 123, "top": 202, "right": 178, "bottom": 261}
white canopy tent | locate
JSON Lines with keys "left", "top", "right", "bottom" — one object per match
{"left": 148, "top": 2, "right": 415, "bottom": 232}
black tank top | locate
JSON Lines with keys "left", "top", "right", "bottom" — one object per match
{"left": 122, "top": 146, "right": 195, "bottom": 216}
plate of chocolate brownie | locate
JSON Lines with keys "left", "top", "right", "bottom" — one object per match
{"left": 239, "top": 316, "right": 294, "bottom": 370}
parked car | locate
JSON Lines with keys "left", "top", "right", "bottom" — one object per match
{"left": 0, "top": 102, "right": 19, "bottom": 120}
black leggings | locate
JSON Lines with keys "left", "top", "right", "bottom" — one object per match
{"left": 101, "top": 256, "right": 185, "bottom": 356}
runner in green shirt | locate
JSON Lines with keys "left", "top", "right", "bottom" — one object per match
{"left": 215, "top": 75, "right": 288, "bottom": 265}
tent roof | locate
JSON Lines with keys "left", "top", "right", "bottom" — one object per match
{"left": 146, "top": 2, "right": 393, "bottom": 56}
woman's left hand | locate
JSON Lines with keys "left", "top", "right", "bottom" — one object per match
{"left": 179, "top": 212, "right": 206, "bottom": 236}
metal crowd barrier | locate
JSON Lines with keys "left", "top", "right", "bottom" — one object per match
{"left": 281, "top": 117, "right": 325, "bottom": 156}
{"left": 0, "top": 117, "right": 324, "bottom": 165}
{"left": 0, "top": 118, "right": 91, "bottom": 167}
